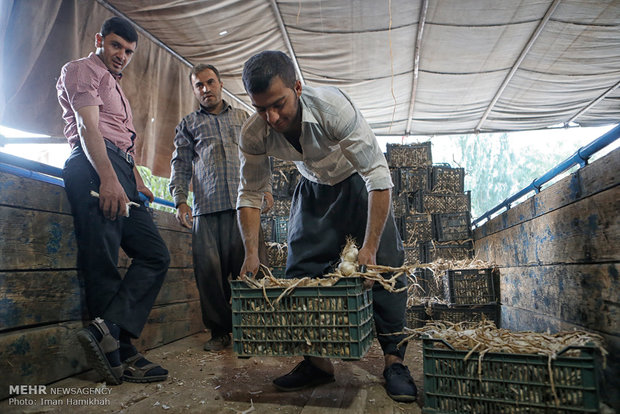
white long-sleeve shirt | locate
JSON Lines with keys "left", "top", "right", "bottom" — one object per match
{"left": 237, "top": 85, "right": 392, "bottom": 209}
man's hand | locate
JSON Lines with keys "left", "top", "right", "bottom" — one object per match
{"left": 240, "top": 254, "right": 261, "bottom": 278}
{"left": 262, "top": 192, "right": 274, "bottom": 214}
{"left": 175, "top": 202, "right": 193, "bottom": 229}
{"left": 138, "top": 185, "right": 155, "bottom": 203}
{"left": 358, "top": 245, "right": 376, "bottom": 290}
{"left": 98, "top": 180, "right": 130, "bottom": 221}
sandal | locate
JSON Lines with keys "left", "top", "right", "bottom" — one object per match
{"left": 76, "top": 318, "right": 123, "bottom": 385}
{"left": 122, "top": 353, "right": 168, "bottom": 383}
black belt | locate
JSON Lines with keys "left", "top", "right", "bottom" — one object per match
{"left": 104, "top": 140, "right": 134, "bottom": 167}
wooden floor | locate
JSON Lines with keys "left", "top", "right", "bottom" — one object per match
{"left": 2, "top": 332, "right": 425, "bottom": 413}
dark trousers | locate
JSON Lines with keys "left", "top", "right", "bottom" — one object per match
{"left": 62, "top": 146, "right": 170, "bottom": 338}
{"left": 192, "top": 211, "right": 244, "bottom": 336}
{"left": 286, "top": 173, "right": 408, "bottom": 359}
{"left": 192, "top": 210, "right": 267, "bottom": 336}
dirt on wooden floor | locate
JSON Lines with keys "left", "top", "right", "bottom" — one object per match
{"left": 2, "top": 331, "right": 425, "bottom": 413}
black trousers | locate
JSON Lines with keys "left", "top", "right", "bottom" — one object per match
{"left": 192, "top": 211, "right": 268, "bottom": 336}
{"left": 192, "top": 211, "right": 244, "bottom": 336}
{"left": 62, "top": 146, "right": 169, "bottom": 338}
{"left": 286, "top": 173, "right": 408, "bottom": 359}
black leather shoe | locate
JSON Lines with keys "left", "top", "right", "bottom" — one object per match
{"left": 273, "top": 358, "right": 335, "bottom": 392}
{"left": 383, "top": 363, "right": 417, "bottom": 402}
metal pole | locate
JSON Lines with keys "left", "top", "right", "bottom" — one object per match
{"left": 474, "top": 0, "right": 562, "bottom": 133}
{"left": 405, "top": 0, "right": 429, "bottom": 136}
{"left": 566, "top": 80, "right": 620, "bottom": 124}
{"left": 269, "top": 0, "right": 305, "bottom": 85}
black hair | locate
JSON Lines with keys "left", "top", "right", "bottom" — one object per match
{"left": 242, "top": 50, "right": 296, "bottom": 95}
{"left": 100, "top": 17, "right": 138, "bottom": 45}
{"left": 189, "top": 64, "right": 221, "bottom": 84}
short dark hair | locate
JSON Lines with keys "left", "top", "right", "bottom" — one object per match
{"left": 242, "top": 51, "right": 296, "bottom": 95}
{"left": 189, "top": 64, "right": 221, "bottom": 84}
{"left": 101, "top": 17, "right": 138, "bottom": 45}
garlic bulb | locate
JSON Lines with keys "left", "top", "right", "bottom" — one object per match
{"left": 338, "top": 261, "right": 356, "bottom": 276}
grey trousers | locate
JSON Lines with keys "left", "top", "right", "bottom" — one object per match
{"left": 286, "top": 173, "right": 408, "bottom": 359}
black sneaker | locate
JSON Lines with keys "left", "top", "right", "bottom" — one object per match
{"left": 273, "top": 359, "right": 336, "bottom": 392}
{"left": 203, "top": 334, "right": 231, "bottom": 351}
{"left": 383, "top": 363, "right": 417, "bottom": 402}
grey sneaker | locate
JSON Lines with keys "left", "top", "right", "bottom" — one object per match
{"left": 203, "top": 334, "right": 231, "bottom": 351}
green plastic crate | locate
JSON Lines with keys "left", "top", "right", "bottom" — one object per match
{"left": 231, "top": 277, "right": 373, "bottom": 360}
{"left": 422, "top": 338, "right": 601, "bottom": 413}
{"left": 272, "top": 216, "right": 289, "bottom": 244}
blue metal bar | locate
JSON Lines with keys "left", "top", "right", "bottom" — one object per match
{"left": 0, "top": 163, "right": 65, "bottom": 187}
{"left": 472, "top": 124, "right": 620, "bottom": 227}
{"left": 139, "top": 192, "right": 175, "bottom": 208}
{"left": 0, "top": 152, "right": 176, "bottom": 209}
{"left": 0, "top": 151, "right": 63, "bottom": 177}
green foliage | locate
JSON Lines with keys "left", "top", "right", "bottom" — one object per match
{"left": 136, "top": 166, "right": 193, "bottom": 213}
{"left": 432, "top": 133, "right": 579, "bottom": 219}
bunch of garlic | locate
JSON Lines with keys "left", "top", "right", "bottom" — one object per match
{"left": 337, "top": 238, "right": 359, "bottom": 276}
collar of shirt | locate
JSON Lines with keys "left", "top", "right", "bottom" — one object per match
{"left": 198, "top": 100, "right": 232, "bottom": 116}
{"left": 89, "top": 53, "right": 123, "bottom": 80}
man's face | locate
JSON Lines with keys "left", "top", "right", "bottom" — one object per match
{"left": 191, "top": 69, "right": 223, "bottom": 112}
{"left": 95, "top": 32, "right": 136, "bottom": 75}
{"left": 249, "top": 76, "right": 302, "bottom": 135}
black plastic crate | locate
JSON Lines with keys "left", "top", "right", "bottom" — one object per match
{"left": 272, "top": 168, "right": 300, "bottom": 198}
{"left": 402, "top": 213, "right": 432, "bottom": 245}
{"left": 407, "top": 304, "right": 499, "bottom": 330}
{"left": 399, "top": 167, "right": 430, "bottom": 193}
{"left": 270, "top": 197, "right": 292, "bottom": 217}
{"left": 429, "top": 303, "right": 500, "bottom": 327}
{"left": 390, "top": 167, "right": 400, "bottom": 194}
{"left": 232, "top": 277, "right": 373, "bottom": 360}
{"left": 431, "top": 165, "right": 464, "bottom": 194}
{"left": 386, "top": 142, "right": 432, "bottom": 168}
{"left": 406, "top": 305, "right": 429, "bottom": 329}
{"left": 413, "top": 191, "right": 471, "bottom": 214}
{"left": 411, "top": 268, "right": 444, "bottom": 298}
{"left": 392, "top": 191, "right": 409, "bottom": 217}
{"left": 423, "top": 339, "right": 601, "bottom": 413}
{"left": 265, "top": 244, "right": 287, "bottom": 268}
{"left": 444, "top": 268, "right": 497, "bottom": 304}
{"left": 432, "top": 212, "right": 471, "bottom": 242}
{"left": 404, "top": 244, "right": 425, "bottom": 264}
{"left": 425, "top": 241, "right": 474, "bottom": 263}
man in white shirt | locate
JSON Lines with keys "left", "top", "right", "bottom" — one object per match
{"left": 236, "top": 50, "right": 417, "bottom": 403}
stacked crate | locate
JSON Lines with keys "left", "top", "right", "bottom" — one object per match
{"left": 262, "top": 158, "right": 298, "bottom": 245}
{"left": 262, "top": 158, "right": 299, "bottom": 272}
{"left": 407, "top": 267, "right": 501, "bottom": 329}
{"left": 385, "top": 143, "right": 473, "bottom": 264}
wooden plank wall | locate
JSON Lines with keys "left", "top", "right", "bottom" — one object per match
{"left": 473, "top": 148, "right": 619, "bottom": 409}
{"left": 0, "top": 172, "right": 200, "bottom": 400}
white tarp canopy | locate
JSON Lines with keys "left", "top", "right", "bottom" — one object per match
{"left": 1, "top": 0, "right": 619, "bottom": 175}
{"left": 101, "top": 0, "right": 620, "bottom": 135}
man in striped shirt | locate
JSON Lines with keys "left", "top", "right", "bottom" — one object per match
{"left": 169, "top": 64, "right": 270, "bottom": 351}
